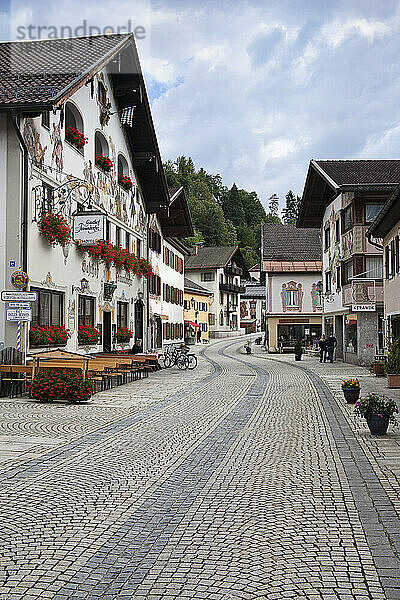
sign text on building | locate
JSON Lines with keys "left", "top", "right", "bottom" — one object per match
{"left": 352, "top": 304, "right": 376, "bottom": 312}
{"left": 1, "top": 291, "right": 37, "bottom": 301}
{"left": 73, "top": 213, "right": 105, "bottom": 245}
{"left": 6, "top": 308, "right": 32, "bottom": 322}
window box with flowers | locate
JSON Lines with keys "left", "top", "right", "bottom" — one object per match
{"left": 78, "top": 325, "right": 101, "bottom": 346}
{"left": 30, "top": 324, "right": 70, "bottom": 347}
{"left": 65, "top": 126, "right": 88, "bottom": 152}
{"left": 77, "top": 241, "right": 145, "bottom": 277}
{"left": 38, "top": 213, "right": 71, "bottom": 247}
{"left": 95, "top": 155, "right": 113, "bottom": 172}
{"left": 28, "top": 370, "right": 94, "bottom": 403}
{"left": 116, "top": 326, "right": 133, "bottom": 344}
{"left": 118, "top": 173, "right": 133, "bottom": 191}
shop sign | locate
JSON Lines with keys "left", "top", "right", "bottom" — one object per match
{"left": 1, "top": 291, "right": 37, "bottom": 301}
{"left": 73, "top": 213, "right": 105, "bottom": 245}
{"left": 6, "top": 308, "right": 32, "bottom": 321}
{"left": 10, "top": 270, "right": 29, "bottom": 289}
{"left": 352, "top": 304, "right": 375, "bottom": 312}
{"left": 8, "top": 302, "right": 31, "bottom": 309}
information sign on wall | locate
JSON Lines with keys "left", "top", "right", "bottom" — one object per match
{"left": 73, "top": 212, "right": 105, "bottom": 245}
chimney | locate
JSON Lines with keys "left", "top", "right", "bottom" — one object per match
{"left": 192, "top": 245, "right": 199, "bottom": 256}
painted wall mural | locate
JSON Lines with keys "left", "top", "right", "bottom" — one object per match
{"left": 23, "top": 119, "right": 47, "bottom": 166}
{"left": 51, "top": 117, "right": 64, "bottom": 178}
{"left": 240, "top": 301, "right": 248, "bottom": 319}
{"left": 311, "top": 283, "right": 323, "bottom": 313}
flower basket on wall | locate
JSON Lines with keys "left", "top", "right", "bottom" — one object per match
{"left": 78, "top": 325, "right": 101, "bottom": 346}
{"left": 138, "top": 257, "right": 153, "bottom": 278}
{"left": 65, "top": 126, "right": 87, "bottom": 150}
{"left": 38, "top": 213, "right": 71, "bottom": 247}
{"left": 95, "top": 154, "right": 113, "bottom": 172}
{"left": 116, "top": 327, "right": 133, "bottom": 344}
{"left": 78, "top": 241, "right": 145, "bottom": 276}
{"left": 30, "top": 324, "right": 70, "bottom": 347}
{"left": 118, "top": 173, "right": 133, "bottom": 191}
{"left": 28, "top": 370, "right": 94, "bottom": 403}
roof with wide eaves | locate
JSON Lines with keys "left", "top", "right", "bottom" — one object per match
{"left": 298, "top": 159, "right": 400, "bottom": 228}
{"left": 241, "top": 284, "right": 266, "bottom": 299}
{"left": 0, "top": 34, "right": 171, "bottom": 213}
{"left": 186, "top": 245, "right": 249, "bottom": 278}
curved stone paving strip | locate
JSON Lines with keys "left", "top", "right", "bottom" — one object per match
{"left": 0, "top": 340, "right": 258, "bottom": 599}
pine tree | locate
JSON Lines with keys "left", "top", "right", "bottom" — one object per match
{"left": 268, "top": 194, "right": 279, "bottom": 216}
{"left": 282, "top": 190, "right": 301, "bottom": 224}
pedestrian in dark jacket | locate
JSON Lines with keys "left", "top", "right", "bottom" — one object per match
{"left": 318, "top": 334, "right": 327, "bottom": 363}
{"left": 130, "top": 338, "right": 143, "bottom": 354}
{"left": 326, "top": 335, "right": 337, "bottom": 363}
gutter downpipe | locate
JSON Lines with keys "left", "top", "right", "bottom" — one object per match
{"left": 366, "top": 231, "right": 384, "bottom": 251}
{"left": 10, "top": 112, "right": 28, "bottom": 274}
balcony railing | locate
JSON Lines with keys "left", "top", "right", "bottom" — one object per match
{"left": 342, "top": 280, "right": 384, "bottom": 306}
{"left": 219, "top": 283, "right": 245, "bottom": 293}
{"left": 224, "top": 265, "right": 243, "bottom": 276}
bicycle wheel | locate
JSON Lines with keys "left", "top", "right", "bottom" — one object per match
{"left": 177, "top": 355, "right": 189, "bottom": 370}
{"left": 161, "top": 355, "right": 172, "bottom": 368}
{"left": 186, "top": 354, "right": 198, "bottom": 370}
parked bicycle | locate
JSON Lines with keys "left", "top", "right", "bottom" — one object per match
{"left": 161, "top": 344, "right": 198, "bottom": 370}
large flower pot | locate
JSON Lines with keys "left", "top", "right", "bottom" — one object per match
{"left": 373, "top": 363, "right": 385, "bottom": 376}
{"left": 367, "top": 414, "right": 389, "bottom": 436}
{"left": 342, "top": 387, "right": 360, "bottom": 404}
{"left": 387, "top": 373, "right": 400, "bottom": 389}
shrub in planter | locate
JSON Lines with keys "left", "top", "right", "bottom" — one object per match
{"left": 385, "top": 341, "right": 400, "bottom": 388}
{"left": 30, "top": 324, "right": 70, "bottom": 347}
{"left": 355, "top": 393, "right": 399, "bottom": 435}
{"left": 341, "top": 378, "right": 360, "bottom": 403}
{"left": 294, "top": 339, "right": 303, "bottom": 361}
{"left": 118, "top": 173, "right": 133, "bottom": 191}
{"left": 95, "top": 154, "right": 113, "bottom": 172}
{"left": 65, "top": 126, "right": 87, "bottom": 150}
{"left": 39, "top": 213, "right": 71, "bottom": 247}
{"left": 28, "top": 370, "right": 94, "bottom": 403}
{"left": 116, "top": 326, "right": 133, "bottom": 344}
{"left": 78, "top": 325, "right": 101, "bottom": 345}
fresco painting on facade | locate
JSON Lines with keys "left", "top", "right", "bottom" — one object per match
{"left": 23, "top": 119, "right": 47, "bottom": 167}
{"left": 50, "top": 117, "right": 64, "bottom": 178}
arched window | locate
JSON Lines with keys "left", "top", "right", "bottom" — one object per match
{"left": 65, "top": 102, "right": 85, "bottom": 152}
{"left": 117, "top": 154, "right": 129, "bottom": 176}
{"left": 94, "top": 131, "right": 109, "bottom": 158}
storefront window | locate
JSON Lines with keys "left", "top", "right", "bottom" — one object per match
{"left": 345, "top": 313, "right": 357, "bottom": 354}
{"left": 325, "top": 317, "right": 334, "bottom": 338}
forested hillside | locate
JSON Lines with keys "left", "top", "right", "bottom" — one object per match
{"left": 164, "top": 157, "right": 267, "bottom": 267}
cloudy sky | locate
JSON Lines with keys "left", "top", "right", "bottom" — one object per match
{"left": 2, "top": 0, "right": 400, "bottom": 210}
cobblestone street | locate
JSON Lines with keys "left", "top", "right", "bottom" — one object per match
{"left": 1, "top": 337, "right": 400, "bottom": 600}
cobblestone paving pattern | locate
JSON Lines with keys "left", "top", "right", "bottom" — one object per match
{"left": 0, "top": 338, "right": 399, "bottom": 599}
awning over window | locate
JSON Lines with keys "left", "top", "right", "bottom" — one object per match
{"left": 185, "top": 320, "right": 201, "bottom": 328}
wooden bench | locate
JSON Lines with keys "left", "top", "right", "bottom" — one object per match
{"left": 0, "top": 364, "right": 33, "bottom": 398}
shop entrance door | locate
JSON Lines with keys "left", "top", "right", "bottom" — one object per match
{"left": 135, "top": 300, "right": 144, "bottom": 343}
{"left": 103, "top": 311, "right": 112, "bottom": 352}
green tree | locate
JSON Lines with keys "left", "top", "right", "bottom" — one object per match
{"left": 282, "top": 190, "right": 301, "bottom": 224}
{"left": 222, "top": 184, "right": 245, "bottom": 227}
{"left": 264, "top": 213, "right": 282, "bottom": 224}
{"left": 182, "top": 229, "right": 205, "bottom": 248}
{"left": 268, "top": 194, "right": 279, "bottom": 216}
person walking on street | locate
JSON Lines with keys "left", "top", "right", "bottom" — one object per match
{"left": 197, "top": 328, "right": 202, "bottom": 343}
{"left": 318, "top": 334, "right": 327, "bottom": 363}
{"left": 326, "top": 334, "right": 337, "bottom": 363}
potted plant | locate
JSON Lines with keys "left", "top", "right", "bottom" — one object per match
{"left": 294, "top": 339, "right": 303, "bottom": 361}
{"left": 65, "top": 126, "right": 87, "bottom": 151}
{"left": 355, "top": 393, "right": 398, "bottom": 436}
{"left": 385, "top": 341, "right": 400, "bottom": 388}
{"left": 38, "top": 213, "right": 71, "bottom": 247}
{"left": 78, "top": 325, "right": 101, "bottom": 346}
{"left": 341, "top": 378, "right": 360, "bottom": 403}
{"left": 29, "top": 370, "right": 94, "bottom": 403}
{"left": 118, "top": 173, "right": 133, "bottom": 191}
{"left": 371, "top": 356, "right": 385, "bottom": 377}
{"left": 95, "top": 154, "right": 113, "bottom": 172}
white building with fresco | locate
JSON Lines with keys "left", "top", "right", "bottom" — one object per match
{"left": 0, "top": 34, "right": 191, "bottom": 354}
{"left": 261, "top": 224, "right": 323, "bottom": 352}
